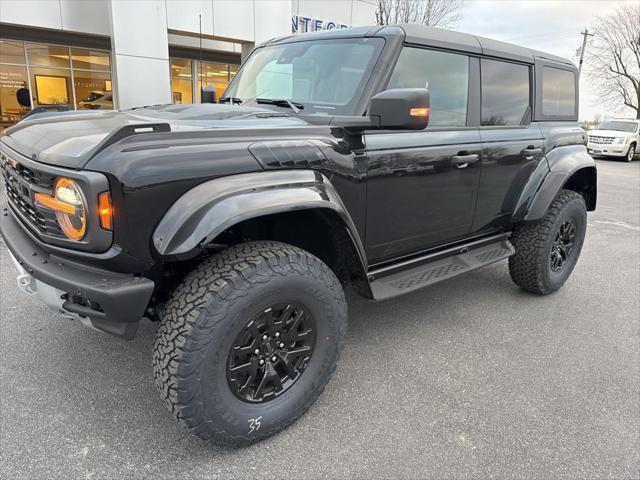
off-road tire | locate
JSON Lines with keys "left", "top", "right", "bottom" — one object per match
{"left": 152, "top": 241, "right": 347, "bottom": 447}
{"left": 509, "top": 189, "right": 587, "bottom": 295}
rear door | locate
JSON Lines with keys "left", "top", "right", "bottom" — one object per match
{"left": 472, "top": 58, "right": 545, "bottom": 232}
{"left": 364, "top": 47, "right": 482, "bottom": 264}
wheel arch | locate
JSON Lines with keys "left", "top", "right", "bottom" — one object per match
{"left": 152, "top": 170, "right": 370, "bottom": 294}
{"left": 516, "top": 145, "right": 597, "bottom": 222}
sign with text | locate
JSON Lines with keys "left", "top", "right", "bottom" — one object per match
{"left": 292, "top": 15, "right": 349, "bottom": 33}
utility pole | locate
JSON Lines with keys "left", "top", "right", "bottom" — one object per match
{"left": 578, "top": 28, "right": 594, "bottom": 78}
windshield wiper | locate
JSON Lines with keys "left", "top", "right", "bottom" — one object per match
{"left": 219, "top": 96, "right": 243, "bottom": 105}
{"left": 255, "top": 98, "right": 304, "bottom": 113}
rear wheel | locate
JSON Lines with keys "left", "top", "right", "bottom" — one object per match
{"left": 625, "top": 143, "right": 636, "bottom": 162}
{"left": 152, "top": 241, "right": 347, "bottom": 447}
{"left": 509, "top": 189, "right": 587, "bottom": 295}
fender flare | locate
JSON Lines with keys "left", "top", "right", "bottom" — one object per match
{"left": 153, "top": 169, "right": 367, "bottom": 269}
{"left": 513, "top": 145, "right": 596, "bottom": 222}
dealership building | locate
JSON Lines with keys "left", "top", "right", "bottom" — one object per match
{"left": 0, "top": 0, "right": 377, "bottom": 128}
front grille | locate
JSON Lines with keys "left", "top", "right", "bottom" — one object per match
{"left": 1, "top": 151, "right": 64, "bottom": 237}
{"left": 589, "top": 136, "right": 615, "bottom": 145}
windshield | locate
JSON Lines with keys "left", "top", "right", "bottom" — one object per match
{"left": 597, "top": 121, "right": 638, "bottom": 133}
{"left": 223, "top": 38, "right": 384, "bottom": 115}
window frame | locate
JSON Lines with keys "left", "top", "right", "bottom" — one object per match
{"left": 379, "top": 44, "right": 477, "bottom": 132}
{"left": 479, "top": 57, "right": 533, "bottom": 128}
{"left": 533, "top": 58, "right": 578, "bottom": 122}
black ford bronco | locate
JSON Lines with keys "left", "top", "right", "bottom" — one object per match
{"left": 0, "top": 25, "right": 596, "bottom": 446}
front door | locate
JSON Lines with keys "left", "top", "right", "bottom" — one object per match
{"left": 364, "top": 46, "right": 480, "bottom": 264}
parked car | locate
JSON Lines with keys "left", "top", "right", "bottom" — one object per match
{"left": 587, "top": 119, "right": 639, "bottom": 162}
{"left": 78, "top": 90, "right": 113, "bottom": 110}
{"left": 0, "top": 25, "right": 596, "bottom": 447}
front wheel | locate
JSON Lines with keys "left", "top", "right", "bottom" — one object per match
{"left": 625, "top": 144, "right": 636, "bottom": 162}
{"left": 509, "top": 189, "right": 587, "bottom": 295}
{"left": 152, "top": 241, "right": 347, "bottom": 447}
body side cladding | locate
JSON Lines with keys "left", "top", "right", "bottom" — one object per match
{"left": 152, "top": 169, "right": 368, "bottom": 271}
{"left": 517, "top": 144, "right": 596, "bottom": 222}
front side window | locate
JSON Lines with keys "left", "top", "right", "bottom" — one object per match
{"left": 542, "top": 66, "right": 576, "bottom": 116}
{"left": 388, "top": 47, "right": 469, "bottom": 127}
{"left": 224, "top": 38, "right": 384, "bottom": 115}
{"left": 481, "top": 59, "right": 530, "bottom": 126}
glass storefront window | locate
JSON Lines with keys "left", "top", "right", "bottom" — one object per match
{"left": 0, "top": 39, "right": 26, "bottom": 65}
{"left": 30, "top": 67, "right": 72, "bottom": 108}
{"left": 172, "top": 78, "right": 193, "bottom": 104}
{"left": 26, "top": 43, "right": 70, "bottom": 68}
{"left": 71, "top": 48, "right": 111, "bottom": 72}
{"left": 171, "top": 58, "right": 193, "bottom": 104}
{"left": 74, "top": 70, "right": 113, "bottom": 110}
{"left": 199, "top": 62, "right": 230, "bottom": 102}
{"left": 0, "top": 64, "right": 30, "bottom": 127}
{"left": 0, "top": 40, "right": 113, "bottom": 128}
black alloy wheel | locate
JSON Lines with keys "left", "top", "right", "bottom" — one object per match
{"left": 227, "top": 302, "right": 316, "bottom": 403}
{"left": 549, "top": 219, "right": 576, "bottom": 272}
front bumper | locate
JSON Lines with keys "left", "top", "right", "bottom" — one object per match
{"left": 587, "top": 142, "right": 628, "bottom": 156}
{"left": 0, "top": 206, "right": 154, "bottom": 338}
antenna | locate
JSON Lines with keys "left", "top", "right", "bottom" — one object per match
{"left": 199, "top": 13, "right": 203, "bottom": 102}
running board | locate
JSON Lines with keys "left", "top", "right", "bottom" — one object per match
{"left": 368, "top": 234, "right": 515, "bottom": 300}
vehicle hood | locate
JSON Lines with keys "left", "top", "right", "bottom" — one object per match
{"left": 588, "top": 129, "right": 634, "bottom": 138}
{"left": 0, "top": 104, "right": 311, "bottom": 169}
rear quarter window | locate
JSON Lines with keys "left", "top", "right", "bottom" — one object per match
{"left": 542, "top": 66, "right": 576, "bottom": 116}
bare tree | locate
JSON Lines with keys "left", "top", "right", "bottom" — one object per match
{"left": 376, "top": 0, "right": 463, "bottom": 29}
{"left": 585, "top": 4, "right": 640, "bottom": 119}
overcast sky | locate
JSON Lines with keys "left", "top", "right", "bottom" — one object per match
{"left": 455, "top": 0, "right": 637, "bottom": 121}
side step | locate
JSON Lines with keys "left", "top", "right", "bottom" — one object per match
{"left": 368, "top": 234, "right": 515, "bottom": 300}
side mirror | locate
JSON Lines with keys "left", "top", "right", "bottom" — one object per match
{"left": 369, "top": 88, "right": 430, "bottom": 130}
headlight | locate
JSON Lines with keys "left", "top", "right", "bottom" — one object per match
{"left": 612, "top": 137, "right": 624, "bottom": 145}
{"left": 35, "top": 177, "right": 87, "bottom": 240}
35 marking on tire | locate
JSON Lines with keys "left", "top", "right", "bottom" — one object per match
{"left": 248, "top": 416, "right": 262, "bottom": 434}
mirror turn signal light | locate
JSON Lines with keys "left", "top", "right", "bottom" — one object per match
{"left": 98, "top": 191, "right": 113, "bottom": 231}
{"left": 410, "top": 107, "right": 430, "bottom": 117}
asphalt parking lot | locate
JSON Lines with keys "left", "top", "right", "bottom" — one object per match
{"left": 1, "top": 158, "right": 638, "bottom": 480}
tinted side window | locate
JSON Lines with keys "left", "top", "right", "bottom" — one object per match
{"left": 481, "top": 59, "right": 530, "bottom": 126}
{"left": 542, "top": 66, "right": 576, "bottom": 116}
{"left": 388, "top": 47, "right": 469, "bottom": 127}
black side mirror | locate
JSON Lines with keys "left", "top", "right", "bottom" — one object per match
{"left": 369, "top": 88, "right": 430, "bottom": 130}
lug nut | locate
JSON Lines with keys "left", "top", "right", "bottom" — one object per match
{"left": 254, "top": 349, "right": 260, "bottom": 355}
{"left": 259, "top": 359, "right": 265, "bottom": 366}
{"left": 279, "top": 342, "right": 285, "bottom": 348}
{"left": 262, "top": 334, "right": 268, "bottom": 341}
{"left": 271, "top": 355, "right": 277, "bottom": 362}
{"left": 274, "top": 332, "right": 280, "bottom": 338}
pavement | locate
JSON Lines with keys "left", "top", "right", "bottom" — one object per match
{"left": 1, "top": 159, "right": 639, "bottom": 480}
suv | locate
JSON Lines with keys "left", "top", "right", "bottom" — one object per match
{"left": 587, "top": 119, "right": 639, "bottom": 162}
{"left": 0, "top": 25, "right": 596, "bottom": 446}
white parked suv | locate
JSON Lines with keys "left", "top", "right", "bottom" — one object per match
{"left": 587, "top": 119, "right": 639, "bottom": 162}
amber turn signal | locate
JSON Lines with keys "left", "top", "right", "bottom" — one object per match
{"left": 409, "top": 107, "right": 430, "bottom": 117}
{"left": 34, "top": 192, "right": 77, "bottom": 214}
{"left": 98, "top": 191, "right": 113, "bottom": 231}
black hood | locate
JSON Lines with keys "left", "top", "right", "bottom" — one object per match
{"left": 1, "top": 104, "right": 311, "bottom": 169}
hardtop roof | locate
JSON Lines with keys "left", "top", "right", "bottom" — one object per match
{"left": 267, "top": 24, "right": 575, "bottom": 69}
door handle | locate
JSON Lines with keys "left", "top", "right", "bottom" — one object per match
{"left": 451, "top": 153, "right": 479, "bottom": 168}
{"left": 522, "top": 146, "right": 542, "bottom": 159}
